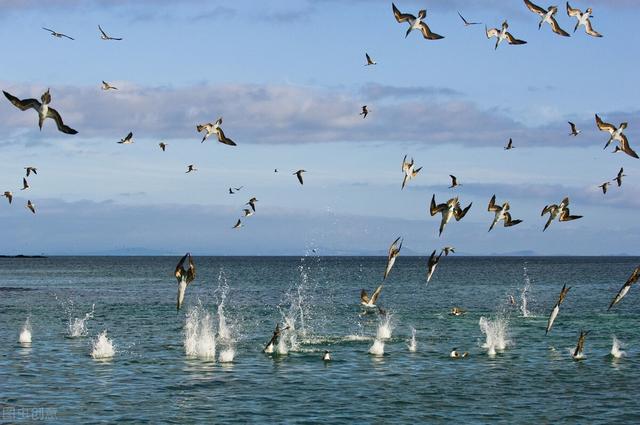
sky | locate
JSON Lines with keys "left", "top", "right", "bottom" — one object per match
{"left": 1, "top": 0, "right": 639, "bottom": 256}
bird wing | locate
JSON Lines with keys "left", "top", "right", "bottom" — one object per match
{"left": 619, "top": 135, "right": 639, "bottom": 159}
{"left": 3, "top": 91, "right": 41, "bottom": 111}
{"left": 454, "top": 203, "right": 472, "bottom": 220}
{"left": 46, "top": 107, "right": 78, "bottom": 134}
{"left": 360, "top": 289, "right": 370, "bottom": 304}
{"left": 625, "top": 266, "right": 640, "bottom": 286}
{"left": 185, "top": 255, "right": 196, "bottom": 285}
{"left": 524, "top": 0, "right": 547, "bottom": 17}
{"left": 505, "top": 32, "right": 527, "bottom": 44}
{"left": 584, "top": 19, "right": 602, "bottom": 37}
{"left": 296, "top": 171, "right": 304, "bottom": 185}
{"left": 215, "top": 127, "right": 236, "bottom": 146}
{"left": 595, "top": 114, "right": 615, "bottom": 133}
{"left": 98, "top": 25, "right": 108, "bottom": 37}
{"left": 370, "top": 285, "right": 384, "bottom": 304}
{"left": 488, "top": 195, "right": 500, "bottom": 212}
{"left": 485, "top": 26, "right": 500, "bottom": 39}
{"left": 174, "top": 253, "right": 188, "bottom": 281}
{"left": 418, "top": 22, "right": 444, "bottom": 40}
{"left": 392, "top": 3, "right": 415, "bottom": 23}
{"left": 549, "top": 16, "right": 570, "bottom": 36}
{"left": 449, "top": 175, "right": 457, "bottom": 186}
{"left": 62, "top": 33, "right": 74, "bottom": 40}
{"left": 566, "top": 2, "right": 581, "bottom": 17}
{"left": 430, "top": 195, "right": 446, "bottom": 215}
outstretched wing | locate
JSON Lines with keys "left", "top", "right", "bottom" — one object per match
{"left": 370, "top": 285, "right": 384, "bottom": 304}
{"left": 46, "top": 107, "right": 78, "bottom": 134}
{"left": 392, "top": 3, "right": 415, "bottom": 23}
{"left": 418, "top": 22, "right": 444, "bottom": 40}
{"left": 549, "top": 16, "right": 570, "bottom": 36}
{"left": 619, "top": 135, "right": 639, "bottom": 159}
{"left": 215, "top": 127, "right": 236, "bottom": 146}
{"left": 566, "top": 2, "right": 581, "bottom": 17}
{"left": 485, "top": 26, "right": 500, "bottom": 39}
{"left": 488, "top": 195, "right": 500, "bottom": 212}
{"left": 585, "top": 19, "right": 602, "bottom": 37}
{"left": 595, "top": 114, "right": 615, "bottom": 133}
{"left": 505, "top": 32, "right": 527, "bottom": 45}
{"left": 524, "top": 0, "right": 547, "bottom": 17}
{"left": 3, "top": 91, "right": 41, "bottom": 111}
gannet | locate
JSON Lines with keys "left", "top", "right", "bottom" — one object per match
{"left": 3, "top": 89, "right": 78, "bottom": 134}
{"left": 545, "top": 283, "right": 571, "bottom": 334}
{"left": 486, "top": 21, "right": 527, "bottom": 49}
{"left": 174, "top": 253, "right": 196, "bottom": 311}
{"left": 361, "top": 284, "right": 383, "bottom": 308}
{"left": 488, "top": 195, "right": 522, "bottom": 231}
{"left": 430, "top": 195, "right": 472, "bottom": 236}
{"left": 566, "top": 2, "right": 602, "bottom": 37}
{"left": 384, "top": 237, "right": 402, "bottom": 280}
{"left": 42, "top": 27, "right": 74, "bottom": 40}
{"left": 524, "top": 0, "right": 570, "bottom": 36}
{"left": 608, "top": 265, "right": 640, "bottom": 311}
{"left": 392, "top": 3, "right": 444, "bottom": 40}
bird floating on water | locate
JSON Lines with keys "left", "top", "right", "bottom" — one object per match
{"left": 98, "top": 25, "right": 123, "bottom": 40}
{"left": 545, "top": 284, "right": 571, "bottom": 335}
{"left": 174, "top": 253, "right": 196, "bottom": 311}
{"left": 488, "top": 195, "right": 522, "bottom": 231}
{"left": 430, "top": 195, "right": 472, "bottom": 236}
{"left": 524, "top": 0, "right": 570, "bottom": 36}
{"left": 608, "top": 265, "right": 640, "bottom": 311}
{"left": 486, "top": 21, "right": 527, "bottom": 49}
{"left": 392, "top": 3, "right": 444, "bottom": 40}
{"left": 3, "top": 89, "right": 78, "bottom": 134}
{"left": 384, "top": 237, "right": 402, "bottom": 280}
{"left": 42, "top": 27, "right": 74, "bottom": 40}
{"left": 566, "top": 2, "right": 602, "bottom": 37}
{"left": 541, "top": 197, "right": 582, "bottom": 231}
{"left": 322, "top": 350, "right": 331, "bottom": 361}
{"left": 450, "top": 349, "right": 469, "bottom": 359}
{"left": 450, "top": 307, "right": 465, "bottom": 316}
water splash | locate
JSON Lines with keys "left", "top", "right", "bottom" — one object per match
{"left": 19, "top": 317, "right": 32, "bottom": 344}
{"left": 369, "top": 339, "right": 385, "bottom": 356}
{"left": 277, "top": 262, "right": 317, "bottom": 352}
{"left": 520, "top": 266, "right": 532, "bottom": 317}
{"left": 91, "top": 330, "right": 115, "bottom": 359}
{"left": 219, "top": 348, "right": 236, "bottom": 363}
{"left": 376, "top": 313, "right": 394, "bottom": 340}
{"left": 407, "top": 327, "right": 417, "bottom": 352}
{"left": 184, "top": 303, "right": 216, "bottom": 360}
{"left": 479, "top": 316, "right": 510, "bottom": 356}
{"left": 611, "top": 336, "right": 626, "bottom": 359}
{"left": 215, "top": 271, "right": 236, "bottom": 362}
{"left": 68, "top": 304, "right": 95, "bottom": 338}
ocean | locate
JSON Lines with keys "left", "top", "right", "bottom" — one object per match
{"left": 1, "top": 256, "right": 639, "bottom": 423}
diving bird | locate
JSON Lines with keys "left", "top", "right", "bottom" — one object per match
{"left": 118, "top": 132, "right": 133, "bottom": 144}
{"left": 608, "top": 265, "right": 640, "bottom": 311}
{"left": 365, "top": 53, "right": 377, "bottom": 66}
{"left": 541, "top": 197, "right": 582, "bottom": 231}
{"left": 596, "top": 114, "right": 628, "bottom": 150}
{"left": 294, "top": 170, "right": 306, "bottom": 185}
{"left": 505, "top": 138, "right": 514, "bottom": 150}
{"left": 185, "top": 164, "right": 197, "bottom": 173}
{"left": 232, "top": 219, "right": 243, "bottom": 229}
{"left": 572, "top": 330, "right": 589, "bottom": 360}
{"left": 322, "top": 350, "right": 331, "bottom": 361}
{"left": 613, "top": 168, "right": 625, "bottom": 187}
{"left": 392, "top": 3, "right": 444, "bottom": 40}
{"left": 384, "top": 237, "right": 402, "bottom": 280}
{"left": 98, "top": 25, "right": 123, "bottom": 40}
{"left": 448, "top": 175, "right": 460, "bottom": 189}
{"left": 441, "top": 246, "right": 455, "bottom": 256}
{"left": 101, "top": 81, "right": 118, "bottom": 91}
{"left": 3, "top": 191, "right": 12, "bottom": 204}
{"left": 24, "top": 167, "right": 37, "bottom": 177}
{"left": 457, "top": 11, "right": 480, "bottom": 26}
{"left": 426, "top": 249, "right": 442, "bottom": 283}
{"left": 430, "top": 195, "right": 472, "bottom": 236}
{"left": 359, "top": 105, "right": 368, "bottom": 119}
{"left": 361, "top": 284, "right": 383, "bottom": 308}
{"left": 246, "top": 197, "right": 258, "bottom": 212}
{"left": 545, "top": 284, "right": 571, "bottom": 335}
{"left": 196, "top": 117, "right": 236, "bottom": 146}
{"left": 598, "top": 181, "right": 610, "bottom": 194}
{"left": 264, "top": 324, "right": 288, "bottom": 353}
{"left": 568, "top": 121, "right": 580, "bottom": 136}
{"left": 174, "top": 252, "right": 196, "bottom": 311}
{"left": 401, "top": 156, "right": 422, "bottom": 190}
{"left": 242, "top": 208, "right": 253, "bottom": 217}
{"left": 3, "top": 89, "right": 78, "bottom": 134}
{"left": 488, "top": 195, "right": 522, "bottom": 231}
{"left": 42, "top": 27, "right": 74, "bottom": 40}
{"left": 524, "top": 0, "right": 570, "bottom": 36}
{"left": 159, "top": 142, "right": 167, "bottom": 151}
{"left": 566, "top": 2, "right": 602, "bottom": 37}
{"left": 21, "top": 178, "right": 29, "bottom": 191}
{"left": 26, "top": 200, "right": 35, "bottom": 214}
{"left": 486, "top": 21, "right": 527, "bottom": 49}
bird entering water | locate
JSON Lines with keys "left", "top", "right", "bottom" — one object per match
{"left": 174, "top": 253, "right": 196, "bottom": 311}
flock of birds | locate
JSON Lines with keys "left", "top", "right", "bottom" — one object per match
{"left": 3, "top": 2, "right": 639, "bottom": 361}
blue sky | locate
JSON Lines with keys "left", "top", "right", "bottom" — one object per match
{"left": 1, "top": 0, "right": 639, "bottom": 255}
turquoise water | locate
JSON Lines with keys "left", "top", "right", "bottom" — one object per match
{"left": 1, "top": 256, "right": 639, "bottom": 423}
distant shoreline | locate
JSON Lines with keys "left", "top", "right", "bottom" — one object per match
{"left": 0, "top": 255, "right": 47, "bottom": 258}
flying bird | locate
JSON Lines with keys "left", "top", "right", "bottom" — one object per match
{"left": 392, "top": 3, "right": 444, "bottom": 40}
{"left": 246, "top": 197, "right": 258, "bottom": 212}
{"left": 401, "top": 155, "right": 422, "bottom": 190}
{"left": 42, "top": 27, "right": 74, "bottom": 40}
{"left": 186, "top": 164, "right": 197, "bottom": 173}
{"left": 448, "top": 175, "right": 460, "bottom": 189}
{"left": 426, "top": 249, "right": 442, "bottom": 283}
{"left": 101, "top": 81, "right": 118, "bottom": 91}
{"left": 242, "top": 208, "right": 254, "bottom": 217}
{"left": 159, "top": 142, "right": 167, "bottom": 151}
{"left": 361, "top": 284, "right": 383, "bottom": 308}
{"left": 596, "top": 114, "right": 628, "bottom": 150}
{"left": 384, "top": 237, "right": 402, "bottom": 280}
{"left": 568, "top": 121, "right": 580, "bottom": 136}
{"left": 229, "top": 186, "right": 243, "bottom": 194}
{"left": 613, "top": 168, "right": 625, "bottom": 187}
{"left": 608, "top": 265, "right": 640, "bottom": 311}
{"left": 486, "top": 21, "right": 527, "bottom": 49}
{"left": 3, "top": 89, "right": 78, "bottom": 134}
{"left": 196, "top": 117, "right": 236, "bottom": 146}
{"left": 430, "top": 195, "right": 472, "bottom": 236}
{"left": 541, "top": 197, "right": 582, "bottom": 231}
{"left": 118, "top": 132, "right": 133, "bottom": 144}
{"left": 359, "top": 105, "right": 369, "bottom": 119}
{"left": 488, "top": 195, "right": 522, "bottom": 231}
{"left": 98, "top": 25, "right": 123, "bottom": 40}
{"left": 457, "top": 11, "right": 480, "bottom": 26}
{"left": 21, "top": 178, "right": 29, "bottom": 191}
{"left": 3, "top": 191, "right": 13, "bottom": 204}
{"left": 505, "top": 138, "right": 514, "bottom": 150}
{"left": 566, "top": 2, "right": 602, "bottom": 37}
{"left": 546, "top": 284, "right": 571, "bottom": 335}
{"left": 441, "top": 246, "right": 455, "bottom": 256}
{"left": 232, "top": 219, "right": 243, "bottom": 229}
{"left": 598, "top": 181, "right": 610, "bottom": 194}
{"left": 612, "top": 137, "right": 639, "bottom": 159}
{"left": 572, "top": 330, "right": 589, "bottom": 359}
{"left": 524, "top": 0, "right": 570, "bottom": 36}
{"left": 26, "top": 200, "right": 36, "bottom": 214}
{"left": 174, "top": 253, "right": 196, "bottom": 311}
{"left": 24, "top": 167, "right": 37, "bottom": 177}
{"left": 294, "top": 170, "right": 306, "bottom": 185}
{"left": 365, "top": 53, "right": 377, "bottom": 66}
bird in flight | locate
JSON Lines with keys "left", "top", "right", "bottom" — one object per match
{"left": 613, "top": 168, "right": 626, "bottom": 187}
{"left": 3, "top": 89, "right": 78, "bottom": 134}
{"left": 541, "top": 197, "right": 582, "bottom": 231}
{"left": 505, "top": 138, "right": 514, "bottom": 150}
{"left": 365, "top": 53, "right": 377, "bottom": 66}
{"left": 246, "top": 197, "right": 258, "bottom": 212}
{"left": 546, "top": 284, "right": 571, "bottom": 335}
{"left": 568, "top": 121, "right": 580, "bottom": 136}
{"left": 566, "top": 2, "right": 602, "bottom": 37}
{"left": 448, "top": 175, "right": 461, "bottom": 189}
{"left": 3, "top": 191, "right": 13, "bottom": 204}
{"left": 598, "top": 181, "right": 610, "bottom": 194}
{"left": 42, "top": 27, "right": 74, "bottom": 40}
{"left": 24, "top": 167, "right": 37, "bottom": 177}
{"left": 294, "top": 170, "right": 306, "bottom": 185}
{"left": 174, "top": 253, "right": 196, "bottom": 311}
{"left": 487, "top": 195, "right": 522, "bottom": 231}
{"left": 392, "top": 3, "right": 444, "bottom": 40}
{"left": 430, "top": 195, "right": 472, "bottom": 236}
{"left": 359, "top": 105, "right": 369, "bottom": 119}
{"left": 26, "top": 200, "right": 36, "bottom": 214}
{"left": 197, "top": 117, "right": 236, "bottom": 146}
{"left": 21, "top": 178, "right": 29, "bottom": 191}
{"left": 101, "top": 81, "right": 118, "bottom": 91}
{"left": 232, "top": 219, "right": 243, "bottom": 229}
{"left": 457, "top": 11, "right": 480, "bottom": 26}
{"left": 384, "top": 237, "right": 402, "bottom": 280}
{"left": 486, "top": 21, "right": 527, "bottom": 49}
{"left": 186, "top": 165, "right": 197, "bottom": 173}
{"left": 401, "top": 155, "right": 422, "bottom": 190}
{"left": 98, "top": 25, "right": 123, "bottom": 40}
{"left": 159, "top": 142, "right": 167, "bottom": 151}
{"left": 608, "top": 265, "right": 640, "bottom": 311}
{"left": 524, "top": 0, "right": 570, "bottom": 37}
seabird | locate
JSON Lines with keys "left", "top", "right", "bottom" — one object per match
{"left": 118, "top": 132, "right": 133, "bottom": 144}
{"left": 3, "top": 89, "right": 78, "bottom": 134}
{"left": 448, "top": 175, "right": 461, "bottom": 189}
{"left": 608, "top": 265, "right": 640, "bottom": 311}
{"left": 430, "top": 194, "right": 472, "bottom": 236}
{"left": 524, "top": 0, "right": 570, "bottom": 36}
{"left": 612, "top": 137, "right": 639, "bottom": 159}
{"left": 294, "top": 170, "right": 306, "bottom": 185}
{"left": 196, "top": 117, "right": 236, "bottom": 146}
{"left": 274, "top": 169, "right": 278, "bottom": 173}
{"left": 246, "top": 197, "right": 258, "bottom": 212}
{"left": 232, "top": 219, "right": 243, "bottom": 229}
{"left": 450, "top": 349, "right": 469, "bottom": 358}
{"left": 361, "top": 284, "right": 383, "bottom": 308}
{"left": 21, "top": 178, "right": 29, "bottom": 191}
{"left": 159, "top": 142, "right": 167, "bottom": 151}
{"left": 508, "top": 294, "right": 516, "bottom": 305}
{"left": 613, "top": 168, "right": 625, "bottom": 187}
{"left": 264, "top": 324, "right": 288, "bottom": 353}
{"left": 242, "top": 208, "right": 254, "bottom": 217}
{"left": 598, "top": 182, "right": 610, "bottom": 194}
{"left": 545, "top": 283, "right": 571, "bottom": 335}
{"left": 26, "top": 200, "right": 35, "bottom": 214}
{"left": 229, "top": 186, "right": 243, "bottom": 194}
{"left": 566, "top": 2, "right": 602, "bottom": 37}
{"left": 42, "top": 27, "right": 74, "bottom": 40}
{"left": 568, "top": 121, "right": 580, "bottom": 136}
{"left": 488, "top": 195, "right": 523, "bottom": 231}
{"left": 359, "top": 105, "right": 368, "bottom": 119}
{"left": 185, "top": 164, "right": 197, "bottom": 173}
{"left": 486, "top": 21, "right": 527, "bottom": 49}
{"left": 504, "top": 138, "right": 514, "bottom": 150}
{"left": 596, "top": 114, "right": 628, "bottom": 150}
{"left": 572, "top": 330, "right": 589, "bottom": 359}
{"left": 24, "top": 167, "right": 37, "bottom": 177}
{"left": 450, "top": 307, "right": 466, "bottom": 316}
{"left": 401, "top": 155, "right": 422, "bottom": 190}
{"left": 442, "top": 246, "right": 455, "bottom": 256}
{"left": 541, "top": 197, "right": 582, "bottom": 231}
{"left": 426, "top": 249, "right": 442, "bottom": 283}
{"left": 458, "top": 11, "right": 480, "bottom": 26}
{"left": 384, "top": 237, "right": 402, "bottom": 280}
{"left": 392, "top": 3, "right": 444, "bottom": 40}
{"left": 365, "top": 53, "right": 377, "bottom": 66}
{"left": 322, "top": 350, "right": 331, "bottom": 361}
{"left": 98, "top": 25, "right": 123, "bottom": 40}
{"left": 101, "top": 81, "right": 118, "bottom": 91}
{"left": 174, "top": 252, "right": 196, "bottom": 311}
{"left": 3, "top": 191, "right": 12, "bottom": 204}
